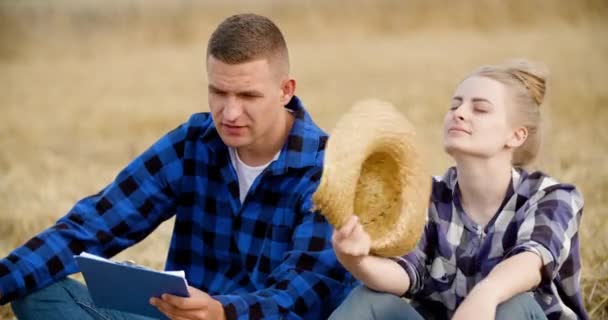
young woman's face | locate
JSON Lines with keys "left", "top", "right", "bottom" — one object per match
{"left": 443, "top": 76, "right": 520, "bottom": 160}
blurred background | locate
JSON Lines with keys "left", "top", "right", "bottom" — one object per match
{"left": 1, "top": 0, "right": 606, "bottom": 318}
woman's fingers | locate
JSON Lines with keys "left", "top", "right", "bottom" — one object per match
{"left": 336, "top": 215, "right": 359, "bottom": 240}
{"left": 332, "top": 215, "right": 373, "bottom": 257}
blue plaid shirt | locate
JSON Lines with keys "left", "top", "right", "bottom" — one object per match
{"left": 0, "top": 96, "right": 356, "bottom": 319}
{"left": 394, "top": 167, "right": 587, "bottom": 320}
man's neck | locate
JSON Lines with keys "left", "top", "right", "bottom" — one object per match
{"left": 455, "top": 156, "right": 513, "bottom": 227}
{"left": 237, "top": 110, "right": 294, "bottom": 166}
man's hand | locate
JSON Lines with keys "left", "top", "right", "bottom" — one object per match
{"left": 150, "top": 286, "right": 226, "bottom": 320}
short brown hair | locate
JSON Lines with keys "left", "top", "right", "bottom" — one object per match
{"left": 207, "top": 14, "right": 289, "bottom": 72}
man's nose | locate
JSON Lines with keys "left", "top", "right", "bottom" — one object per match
{"left": 223, "top": 97, "right": 243, "bottom": 121}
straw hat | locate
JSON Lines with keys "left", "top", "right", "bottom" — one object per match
{"left": 313, "top": 100, "right": 431, "bottom": 257}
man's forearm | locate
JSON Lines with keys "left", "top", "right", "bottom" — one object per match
{"left": 472, "top": 251, "right": 543, "bottom": 303}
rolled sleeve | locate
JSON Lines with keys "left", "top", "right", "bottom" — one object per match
{"left": 392, "top": 220, "right": 435, "bottom": 297}
{"left": 391, "top": 255, "right": 423, "bottom": 296}
{"left": 505, "top": 185, "right": 583, "bottom": 283}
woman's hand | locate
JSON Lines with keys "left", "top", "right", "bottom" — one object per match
{"left": 452, "top": 289, "right": 498, "bottom": 320}
{"left": 452, "top": 280, "right": 499, "bottom": 320}
{"left": 331, "top": 215, "right": 412, "bottom": 296}
{"left": 331, "top": 215, "right": 372, "bottom": 268}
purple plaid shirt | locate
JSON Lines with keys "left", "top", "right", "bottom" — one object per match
{"left": 393, "top": 167, "right": 587, "bottom": 320}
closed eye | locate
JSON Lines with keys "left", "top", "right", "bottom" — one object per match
{"left": 472, "top": 101, "right": 492, "bottom": 113}
{"left": 238, "top": 92, "right": 264, "bottom": 99}
{"left": 208, "top": 86, "right": 227, "bottom": 96}
{"left": 450, "top": 97, "right": 462, "bottom": 110}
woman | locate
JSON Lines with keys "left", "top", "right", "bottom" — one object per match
{"left": 329, "top": 60, "right": 587, "bottom": 320}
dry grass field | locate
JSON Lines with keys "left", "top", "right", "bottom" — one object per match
{"left": 0, "top": 0, "right": 607, "bottom": 318}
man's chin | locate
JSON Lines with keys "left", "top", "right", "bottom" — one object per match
{"left": 220, "top": 135, "right": 249, "bottom": 149}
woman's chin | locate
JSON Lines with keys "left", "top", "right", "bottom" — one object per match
{"left": 443, "top": 143, "right": 465, "bottom": 156}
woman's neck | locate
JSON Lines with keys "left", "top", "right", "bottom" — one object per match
{"left": 455, "top": 157, "right": 513, "bottom": 227}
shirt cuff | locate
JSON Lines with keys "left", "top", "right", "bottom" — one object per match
{"left": 390, "top": 256, "right": 420, "bottom": 297}
{"left": 214, "top": 294, "right": 249, "bottom": 320}
{"left": 0, "top": 259, "right": 24, "bottom": 305}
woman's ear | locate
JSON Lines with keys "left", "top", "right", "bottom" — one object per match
{"left": 506, "top": 126, "right": 528, "bottom": 148}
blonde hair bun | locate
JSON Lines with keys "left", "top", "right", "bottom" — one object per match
{"left": 504, "top": 59, "right": 549, "bottom": 107}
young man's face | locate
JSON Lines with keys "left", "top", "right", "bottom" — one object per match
{"left": 206, "top": 55, "right": 293, "bottom": 151}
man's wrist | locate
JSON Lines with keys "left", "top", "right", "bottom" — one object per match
{"left": 213, "top": 298, "right": 227, "bottom": 320}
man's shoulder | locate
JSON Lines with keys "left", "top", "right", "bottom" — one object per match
{"left": 167, "top": 112, "right": 217, "bottom": 143}
{"left": 184, "top": 112, "right": 214, "bottom": 133}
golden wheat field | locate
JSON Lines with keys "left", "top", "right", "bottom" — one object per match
{"left": 1, "top": 0, "right": 607, "bottom": 319}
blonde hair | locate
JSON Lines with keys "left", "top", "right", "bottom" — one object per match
{"left": 469, "top": 59, "right": 548, "bottom": 167}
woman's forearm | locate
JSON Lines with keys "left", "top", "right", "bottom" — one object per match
{"left": 473, "top": 251, "right": 543, "bottom": 303}
{"left": 340, "top": 254, "right": 410, "bottom": 296}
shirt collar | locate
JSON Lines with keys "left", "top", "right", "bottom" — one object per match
{"left": 447, "top": 167, "right": 522, "bottom": 199}
{"left": 449, "top": 166, "right": 520, "bottom": 231}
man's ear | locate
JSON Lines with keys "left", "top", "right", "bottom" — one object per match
{"left": 506, "top": 126, "right": 528, "bottom": 148}
{"left": 280, "top": 79, "right": 296, "bottom": 105}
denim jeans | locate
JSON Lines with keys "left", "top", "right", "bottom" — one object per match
{"left": 11, "top": 278, "right": 157, "bottom": 320}
{"left": 329, "top": 285, "right": 547, "bottom": 320}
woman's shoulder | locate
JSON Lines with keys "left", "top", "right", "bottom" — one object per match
{"left": 430, "top": 167, "right": 458, "bottom": 204}
{"left": 514, "top": 168, "right": 584, "bottom": 210}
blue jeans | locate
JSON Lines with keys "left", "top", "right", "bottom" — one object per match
{"left": 11, "top": 278, "right": 156, "bottom": 320}
{"left": 329, "top": 285, "right": 547, "bottom": 320}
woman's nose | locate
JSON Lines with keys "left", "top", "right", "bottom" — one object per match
{"left": 452, "top": 105, "right": 467, "bottom": 121}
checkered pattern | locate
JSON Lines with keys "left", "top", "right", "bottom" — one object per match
{"left": 393, "top": 167, "right": 587, "bottom": 320}
{"left": 0, "top": 96, "right": 356, "bottom": 320}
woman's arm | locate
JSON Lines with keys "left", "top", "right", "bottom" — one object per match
{"left": 452, "top": 251, "right": 542, "bottom": 320}
{"left": 332, "top": 215, "right": 410, "bottom": 296}
{"left": 454, "top": 184, "right": 584, "bottom": 320}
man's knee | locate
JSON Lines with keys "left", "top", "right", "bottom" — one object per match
{"left": 11, "top": 278, "right": 85, "bottom": 317}
{"left": 496, "top": 293, "right": 547, "bottom": 320}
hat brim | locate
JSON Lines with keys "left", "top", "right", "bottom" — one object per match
{"left": 313, "top": 100, "right": 431, "bottom": 257}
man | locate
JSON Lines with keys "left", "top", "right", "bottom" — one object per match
{"left": 0, "top": 13, "right": 355, "bottom": 320}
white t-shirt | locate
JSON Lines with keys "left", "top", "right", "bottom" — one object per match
{"left": 228, "top": 147, "right": 280, "bottom": 203}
